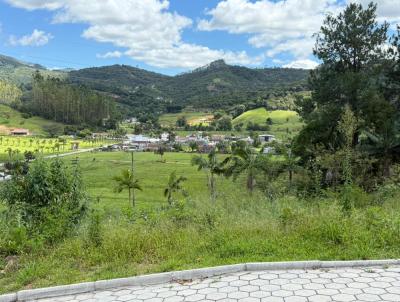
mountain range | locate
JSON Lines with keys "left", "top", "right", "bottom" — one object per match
{"left": 0, "top": 54, "right": 310, "bottom": 115}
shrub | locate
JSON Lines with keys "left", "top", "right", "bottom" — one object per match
{"left": 0, "top": 158, "right": 87, "bottom": 243}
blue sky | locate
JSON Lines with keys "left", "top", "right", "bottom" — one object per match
{"left": 0, "top": 0, "right": 398, "bottom": 75}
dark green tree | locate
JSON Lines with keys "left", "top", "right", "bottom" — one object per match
{"left": 295, "top": 2, "right": 396, "bottom": 166}
{"left": 164, "top": 171, "right": 187, "bottom": 205}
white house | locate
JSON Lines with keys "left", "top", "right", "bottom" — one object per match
{"left": 125, "top": 134, "right": 160, "bottom": 150}
{"left": 160, "top": 132, "right": 170, "bottom": 142}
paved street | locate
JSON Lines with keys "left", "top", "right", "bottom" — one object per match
{"left": 36, "top": 265, "right": 400, "bottom": 302}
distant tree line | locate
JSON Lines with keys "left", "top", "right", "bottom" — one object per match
{"left": 20, "top": 72, "right": 119, "bottom": 128}
{"left": 0, "top": 80, "right": 22, "bottom": 105}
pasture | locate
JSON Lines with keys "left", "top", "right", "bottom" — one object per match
{"left": 74, "top": 151, "right": 234, "bottom": 211}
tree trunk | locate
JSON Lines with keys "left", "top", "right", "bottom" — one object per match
{"left": 247, "top": 172, "right": 256, "bottom": 193}
{"left": 210, "top": 172, "right": 216, "bottom": 202}
{"left": 129, "top": 188, "right": 134, "bottom": 207}
{"left": 131, "top": 152, "right": 134, "bottom": 173}
{"left": 383, "top": 157, "right": 391, "bottom": 178}
{"left": 168, "top": 191, "right": 172, "bottom": 205}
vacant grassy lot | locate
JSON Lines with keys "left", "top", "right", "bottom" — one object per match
{"left": 1, "top": 151, "right": 400, "bottom": 294}
{"left": 78, "top": 151, "right": 229, "bottom": 211}
{"left": 0, "top": 105, "right": 64, "bottom": 136}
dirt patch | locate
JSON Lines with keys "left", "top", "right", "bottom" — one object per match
{"left": 188, "top": 115, "right": 214, "bottom": 126}
{"left": 0, "top": 125, "right": 11, "bottom": 135}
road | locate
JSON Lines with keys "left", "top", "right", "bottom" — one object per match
{"left": 35, "top": 265, "right": 400, "bottom": 302}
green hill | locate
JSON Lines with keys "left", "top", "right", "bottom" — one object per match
{"left": 0, "top": 104, "right": 64, "bottom": 136}
{"left": 0, "top": 54, "right": 65, "bottom": 85}
{"left": 233, "top": 108, "right": 303, "bottom": 139}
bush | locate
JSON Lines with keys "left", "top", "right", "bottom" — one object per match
{"left": 21, "top": 113, "right": 31, "bottom": 119}
{"left": 0, "top": 158, "right": 87, "bottom": 243}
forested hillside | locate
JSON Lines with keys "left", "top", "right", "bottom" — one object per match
{"left": 0, "top": 54, "right": 310, "bottom": 122}
{"left": 19, "top": 71, "right": 119, "bottom": 128}
{"left": 68, "top": 59, "right": 309, "bottom": 115}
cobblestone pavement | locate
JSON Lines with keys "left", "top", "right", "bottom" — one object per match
{"left": 36, "top": 266, "right": 400, "bottom": 302}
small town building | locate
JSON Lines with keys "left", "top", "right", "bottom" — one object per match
{"left": 125, "top": 134, "right": 160, "bottom": 151}
{"left": 160, "top": 132, "right": 170, "bottom": 142}
{"left": 92, "top": 132, "right": 109, "bottom": 139}
{"left": 124, "top": 117, "right": 139, "bottom": 124}
{"left": 210, "top": 134, "right": 226, "bottom": 142}
{"left": 10, "top": 128, "right": 30, "bottom": 136}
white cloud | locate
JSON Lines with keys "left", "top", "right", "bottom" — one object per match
{"left": 198, "top": 0, "right": 400, "bottom": 65}
{"left": 5, "top": 0, "right": 63, "bottom": 10}
{"left": 5, "top": 0, "right": 261, "bottom": 69}
{"left": 350, "top": 0, "right": 400, "bottom": 24}
{"left": 96, "top": 51, "right": 123, "bottom": 59}
{"left": 283, "top": 59, "right": 319, "bottom": 69}
{"left": 198, "top": 0, "right": 341, "bottom": 61}
{"left": 9, "top": 29, "right": 53, "bottom": 46}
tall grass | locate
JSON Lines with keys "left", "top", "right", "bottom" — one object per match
{"left": 2, "top": 186, "right": 400, "bottom": 294}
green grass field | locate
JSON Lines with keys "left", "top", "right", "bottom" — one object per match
{"left": 233, "top": 108, "right": 303, "bottom": 139}
{"left": 2, "top": 151, "right": 400, "bottom": 294}
{"left": 76, "top": 151, "right": 233, "bottom": 212}
{"left": 0, "top": 105, "right": 64, "bottom": 136}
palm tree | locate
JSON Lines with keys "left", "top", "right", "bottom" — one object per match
{"left": 6, "top": 147, "right": 13, "bottom": 160}
{"left": 113, "top": 169, "right": 142, "bottom": 207}
{"left": 164, "top": 171, "right": 187, "bottom": 205}
{"left": 223, "top": 145, "right": 264, "bottom": 192}
{"left": 191, "top": 149, "right": 223, "bottom": 201}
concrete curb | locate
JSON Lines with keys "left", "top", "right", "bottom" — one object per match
{"left": 0, "top": 294, "right": 17, "bottom": 302}
{"left": 1, "top": 259, "right": 399, "bottom": 301}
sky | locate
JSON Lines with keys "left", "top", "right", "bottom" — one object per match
{"left": 0, "top": 0, "right": 399, "bottom": 75}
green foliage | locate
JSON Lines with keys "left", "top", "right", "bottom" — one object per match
{"left": 0, "top": 158, "right": 87, "bottom": 243}
{"left": 223, "top": 145, "right": 270, "bottom": 192}
{"left": 176, "top": 116, "right": 188, "bottom": 127}
{"left": 3, "top": 187, "right": 400, "bottom": 294}
{"left": 215, "top": 116, "right": 232, "bottom": 131}
{"left": 0, "top": 81, "right": 22, "bottom": 105}
{"left": 86, "top": 208, "right": 103, "bottom": 247}
{"left": 22, "top": 72, "right": 118, "bottom": 128}
{"left": 191, "top": 149, "right": 225, "bottom": 201}
{"left": 0, "top": 55, "right": 65, "bottom": 85}
{"left": 164, "top": 171, "right": 187, "bottom": 205}
{"left": 113, "top": 169, "right": 142, "bottom": 207}
{"left": 69, "top": 60, "right": 309, "bottom": 116}
{"left": 295, "top": 1, "right": 400, "bottom": 185}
